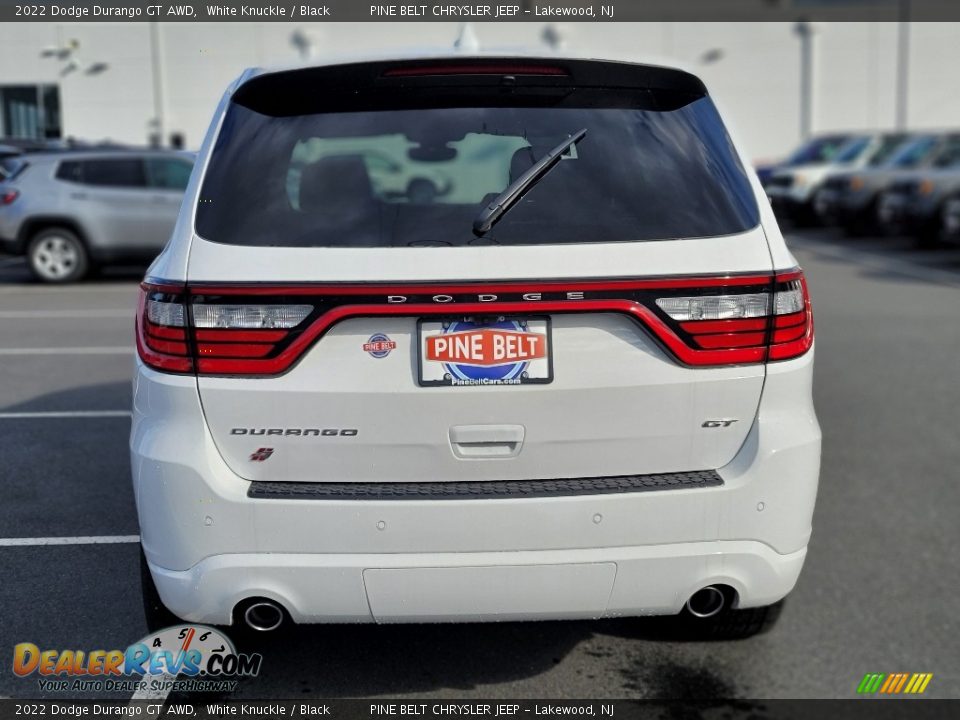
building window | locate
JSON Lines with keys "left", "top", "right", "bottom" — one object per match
{"left": 0, "top": 84, "right": 61, "bottom": 140}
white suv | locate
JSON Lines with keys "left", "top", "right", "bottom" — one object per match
{"left": 132, "top": 52, "right": 820, "bottom": 639}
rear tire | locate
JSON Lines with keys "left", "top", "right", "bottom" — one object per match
{"left": 916, "top": 209, "right": 946, "bottom": 249}
{"left": 27, "top": 227, "right": 89, "bottom": 283}
{"left": 139, "top": 545, "right": 182, "bottom": 633}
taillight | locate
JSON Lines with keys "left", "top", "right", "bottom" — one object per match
{"left": 136, "top": 283, "right": 315, "bottom": 375}
{"left": 136, "top": 270, "right": 813, "bottom": 377}
{"left": 1, "top": 190, "right": 18, "bottom": 205}
{"left": 136, "top": 285, "right": 192, "bottom": 373}
{"left": 659, "top": 269, "right": 813, "bottom": 363}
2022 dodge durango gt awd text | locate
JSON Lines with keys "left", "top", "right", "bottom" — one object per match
{"left": 131, "top": 53, "right": 821, "bottom": 639}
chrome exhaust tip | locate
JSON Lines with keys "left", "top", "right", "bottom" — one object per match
{"left": 243, "top": 601, "right": 285, "bottom": 632}
{"left": 685, "top": 586, "right": 726, "bottom": 619}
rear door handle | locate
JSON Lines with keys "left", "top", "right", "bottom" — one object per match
{"left": 69, "top": 192, "right": 88, "bottom": 200}
{"left": 449, "top": 424, "right": 525, "bottom": 459}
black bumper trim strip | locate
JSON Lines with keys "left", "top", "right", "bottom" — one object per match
{"left": 247, "top": 470, "right": 723, "bottom": 501}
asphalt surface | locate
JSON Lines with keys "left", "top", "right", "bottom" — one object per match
{"left": 1, "top": 231, "right": 958, "bottom": 701}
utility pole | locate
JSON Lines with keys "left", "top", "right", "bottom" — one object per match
{"left": 794, "top": 21, "right": 818, "bottom": 141}
{"left": 895, "top": 0, "right": 911, "bottom": 129}
{"left": 149, "top": 22, "right": 166, "bottom": 148}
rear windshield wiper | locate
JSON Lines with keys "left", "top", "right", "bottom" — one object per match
{"left": 472, "top": 128, "right": 587, "bottom": 236}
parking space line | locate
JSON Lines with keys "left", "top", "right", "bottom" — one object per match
{"left": 0, "top": 410, "right": 131, "bottom": 419}
{"left": 0, "top": 535, "right": 139, "bottom": 547}
{"left": 0, "top": 310, "right": 132, "bottom": 318}
{"left": 0, "top": 285, "right": 136, "bottom": 294}
{"left": 0, "top": 346, "right": 132, "bottom": 355}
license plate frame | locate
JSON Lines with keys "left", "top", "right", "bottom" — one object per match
{"left": 417, "top": 315, "right": 553, "bottom": 388}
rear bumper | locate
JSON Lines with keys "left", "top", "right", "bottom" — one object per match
{"left": 131, "top": 350, "right": 821, "bottom": 624}
{"left": 148, "top": 541, "right": 807, "bottom": 624}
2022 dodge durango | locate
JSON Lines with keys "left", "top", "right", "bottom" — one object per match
{"left": 131, "top": 52, "right": 821, "bottom": 639}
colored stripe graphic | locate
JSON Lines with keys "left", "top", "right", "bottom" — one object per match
{"left": 857, "top": 673, "right": 932, "bottom": 694}
{"left": 857, "top": 673, "right": 885, "bottom": 693}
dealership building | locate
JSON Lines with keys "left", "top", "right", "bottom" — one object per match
{"left": 0, "top": 21, "right": 959, "bottom": 160}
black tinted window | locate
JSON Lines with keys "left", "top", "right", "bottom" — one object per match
{"left": 146, "top": 158, "right": 193, "bottom": 189}
{"left": 196, "top": 96, "right": 758, "bottom": 248}
{"left": 80, "top": 159, "right": 146, "bottom": 188}
{"left": 55, "top": 160, "right": 82, "bottom": 183}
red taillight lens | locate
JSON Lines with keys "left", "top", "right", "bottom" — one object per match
{"left": 661, "top": 269, "right": 813, "bottom": 363}
{"left": 766, "top": 271, "right": 814, "bottom": 361}
{"left": 136, "top": 283, "right": 315, "bottom": 375}
{"left": 136, "top": 284, "right": 192, "bottom": 373}
{"left": 1, "top": 190, "right": 18, "bottom": 205}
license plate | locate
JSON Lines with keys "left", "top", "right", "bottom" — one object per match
{"left": 417, "top": 316, "right": 553, "bottom": 387}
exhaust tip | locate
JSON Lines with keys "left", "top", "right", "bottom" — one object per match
{"left": 685, "top": 586, "right": 726, "bottom": 619}
{"left": 243, "top": 601, "right": 285, "bottom": 632}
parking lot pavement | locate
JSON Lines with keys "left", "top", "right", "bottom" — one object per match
{"left": 1, "top": 236, "right": 958, "bottom": 700}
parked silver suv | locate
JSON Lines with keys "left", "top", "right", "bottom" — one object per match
{"left": 0, "top": 150, "right": 193, "bottom": 282}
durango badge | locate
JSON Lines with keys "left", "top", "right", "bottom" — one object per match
{"left": 418, "top": 317, "right": 552, "bottom": 387}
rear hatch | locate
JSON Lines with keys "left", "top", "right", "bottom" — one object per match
{"left": 165, "top": 58, "right": 799, "bottom": 483}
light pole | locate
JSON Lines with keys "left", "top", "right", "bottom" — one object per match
{"left": 149, "top": 22, "right": 166, "bottom": 148}
{"left": 794, "top": 21, "right": 819, "bottom": 141}
{"left": 895, "top": 0, "right": 911, "bottom": 129}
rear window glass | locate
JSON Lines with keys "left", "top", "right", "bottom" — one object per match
{"left": 196, "top": 93, "right": 758, "bottom": 248}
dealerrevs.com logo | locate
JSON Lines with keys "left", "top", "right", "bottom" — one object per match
{"left": 13, "top": 625, "right": 262, "bottom": 693}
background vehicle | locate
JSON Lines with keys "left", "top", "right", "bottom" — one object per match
{"left": 765, "top": 131, "right": 909, "bottom": 225}
{"left": 133, "top": 53, "right": 820, "bottom": 640}
{"left": 0, "top": 150, "right": 193, "bottom": 282}
{"left": 815, "top": 132, "right": 960, "bottom": 236}
{"left": 755, "top": 132, "right": 852, "bottom": 186}
{"left": 943, "top": 194, "right": 960, "bottom": 243}
{"left": 876, "top": 136, "right": 960, "bottom": 247}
